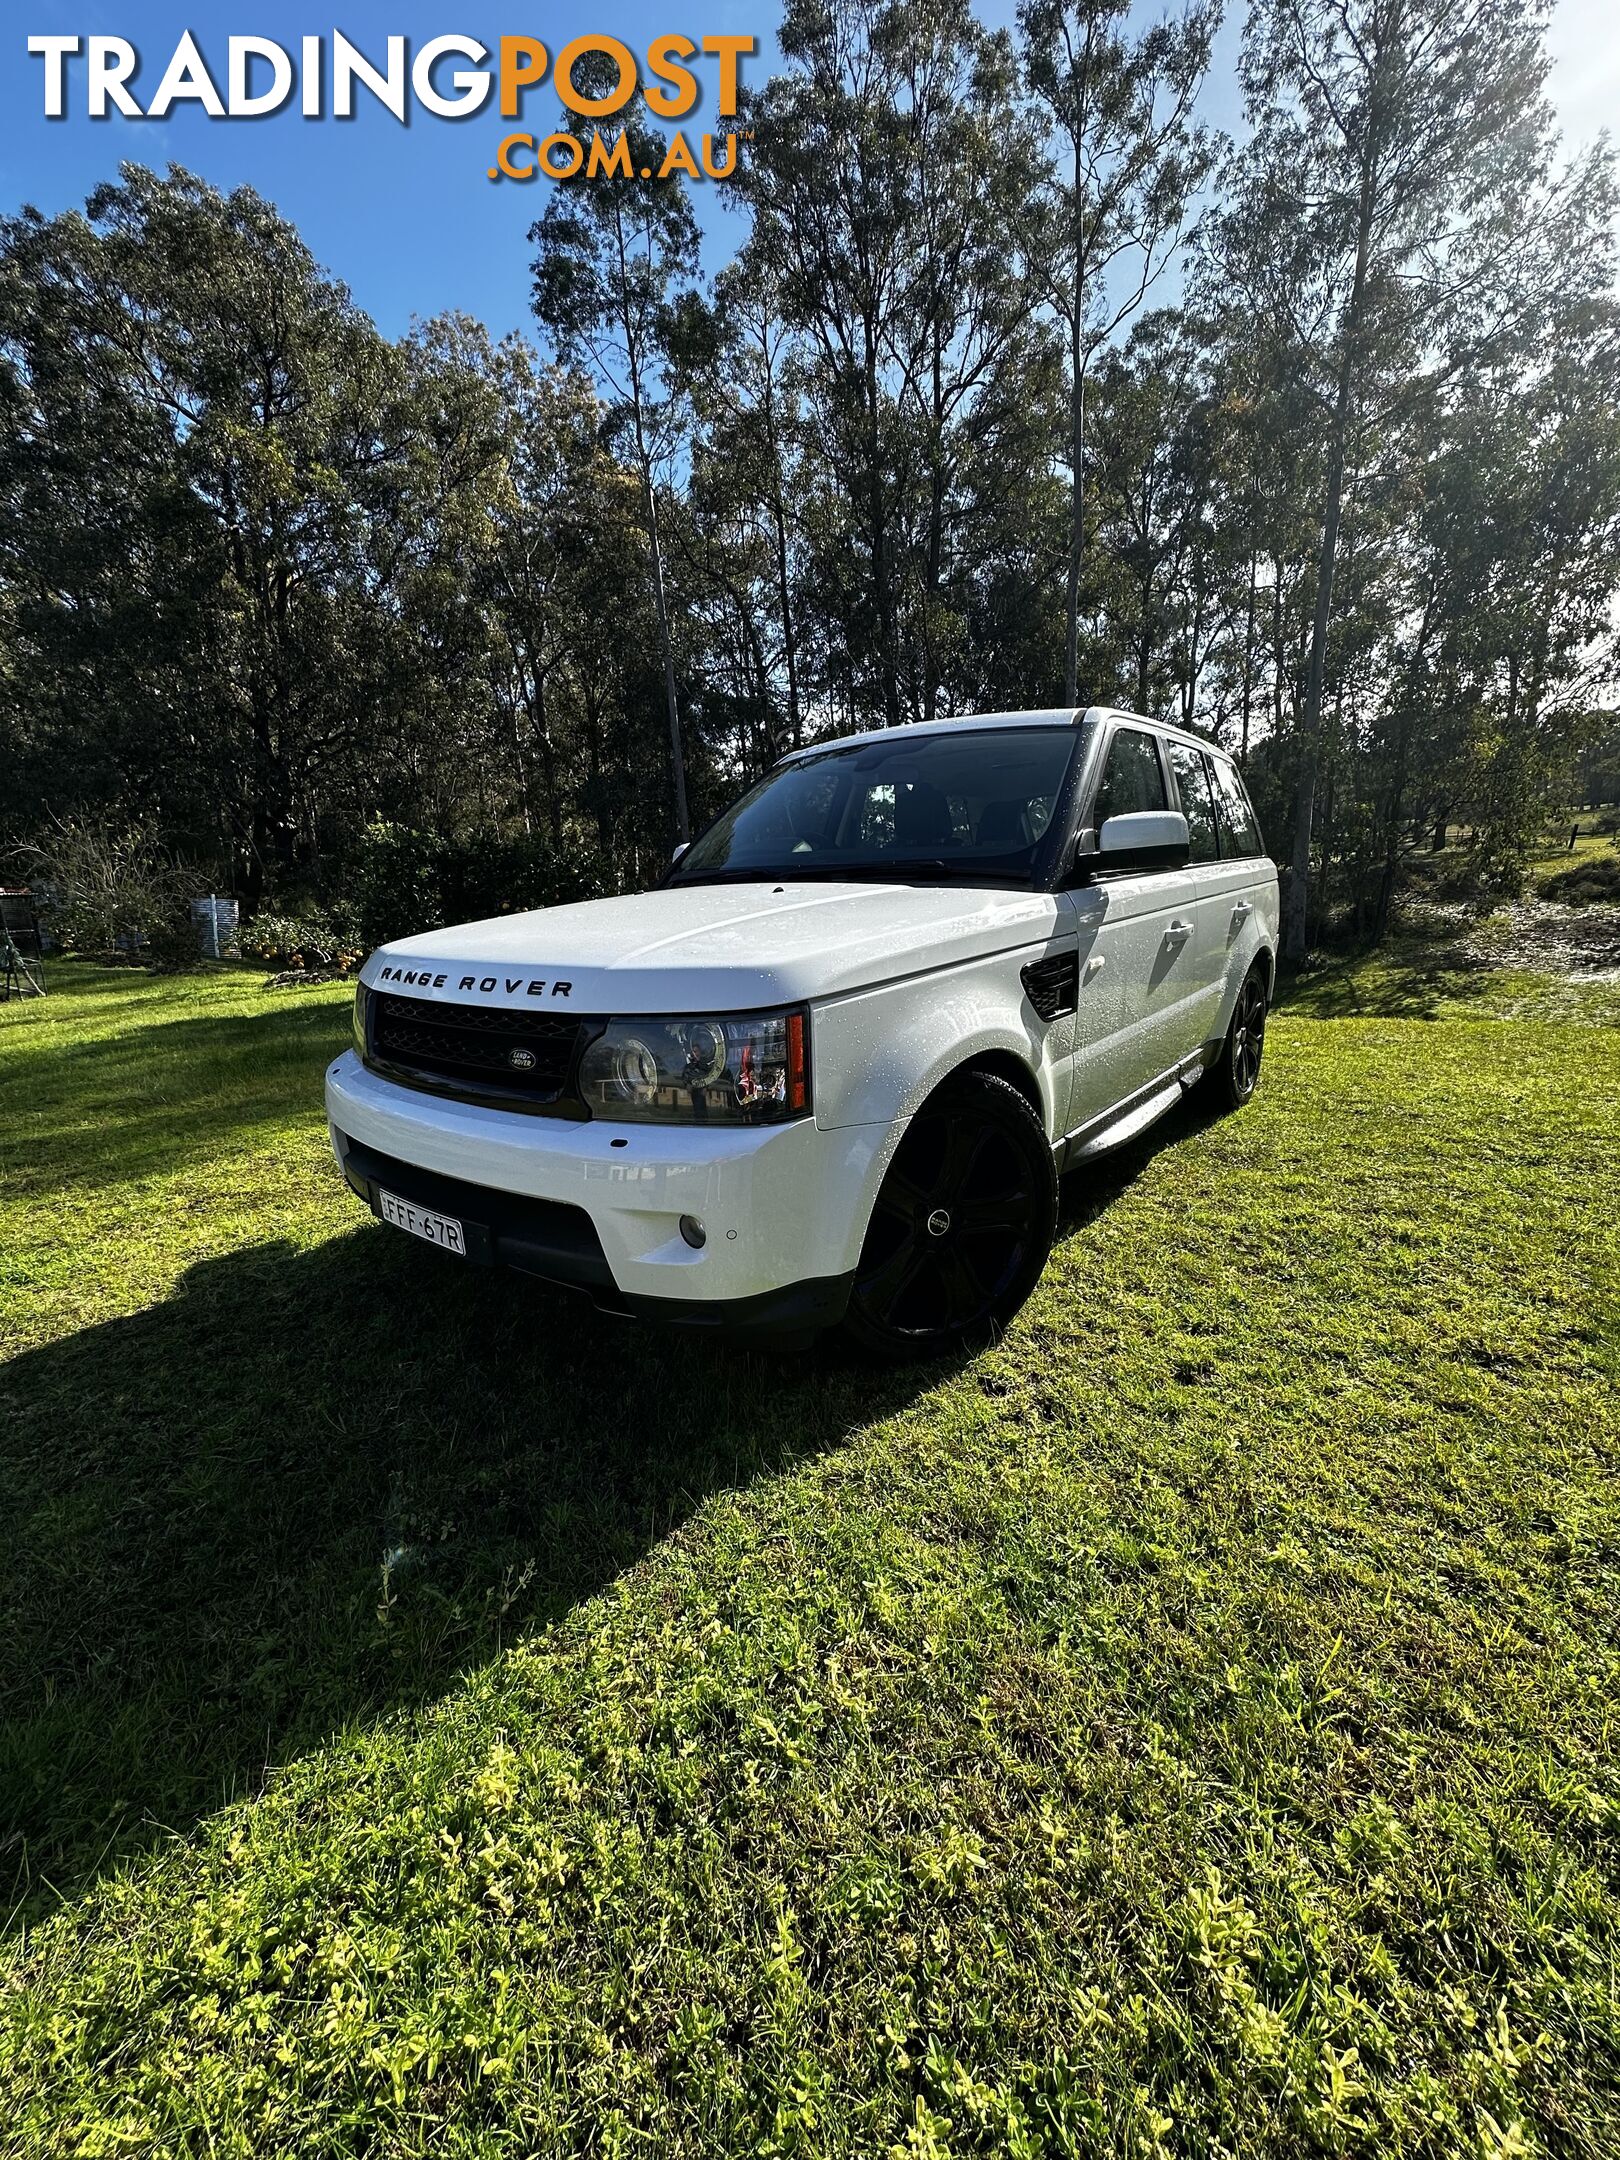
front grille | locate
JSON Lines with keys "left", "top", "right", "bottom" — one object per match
{"left": 369, "top": 992, "right": 589, "bottom": 1111}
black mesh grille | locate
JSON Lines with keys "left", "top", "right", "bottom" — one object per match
{"left": 371, "top": 992, "right": 585, "bottom": 1105}
{"left": 1021, "top": 951, "right": 1079, "bottom": 1022}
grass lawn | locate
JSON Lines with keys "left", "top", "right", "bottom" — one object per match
{"left": 2, "top": 957, "right": 1618, "bottom": 2157}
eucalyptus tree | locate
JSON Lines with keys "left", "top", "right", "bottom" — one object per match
{"left": 1018, "top": 0, "right": 1220, "bottom": 709}
{"left": 1414, "top": 295, "right": 1620, "bottom": 893}
{"left": 0, "top": 165, "right": 444, "bottom": 902}
{"left": 674, "top": 236, "right": 811, "bottom": 762}
{"left": 1223, "top": 0, "right": 1618, "bottom": 956}
{"left": 884, "top": 2, "right": 1054, "bottom": 725}
{"left": 531, "top": 107, "right": 703, "bottom": 841}
{"left": 744, "top": 0, "right": 1055, "bottom": 730}
{"left": 742, "top": 0, "right": 929, "bottom": 729}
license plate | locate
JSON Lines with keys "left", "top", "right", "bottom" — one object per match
{"left": 378, "top": 1189, "right": 466, "bottom": 1256}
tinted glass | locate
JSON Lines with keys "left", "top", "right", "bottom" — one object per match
{"left": 1169, "top": 744, "right": 1220, "bottom": 863}
{"left": 1209, "top": 757, "right": 1264, "bottom": 857}
{"left": 671, "top": 726, "right": 1083, "bottom": 886}
{"left": 1094, "top": 728, "right": 1167, "bottom": 822}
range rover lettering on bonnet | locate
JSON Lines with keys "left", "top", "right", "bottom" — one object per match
{"left": 375, "top": 965, "right": 572, "bottom": 998}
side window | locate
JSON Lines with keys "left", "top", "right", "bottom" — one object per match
{"left": 1168, "top": 743, "right": 1220, "bottom": 863}
{"left": 1209, "top": 757, "right": 1264, "bottom": 858}
{"left": 1094, "top": 728, "right": 1167, "bottom": 824}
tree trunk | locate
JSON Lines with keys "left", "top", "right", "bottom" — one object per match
{"left": 620, "top": 276, "right": 689, "bottom": 845}
{"left": 1283, "top": 125, "right": 1380, "bottom": 963}
{"left": 865, "top": 326, "right": 901, "bottom": 729}
{"left": 1064, "top": 335, "right": 1087, "bottom": 709}
{"left": 1240, "top": 554, "right": 1257, "bottom": 761}
{"left": 640, "top": 466, "right": 689, "bottom": 844}
{"left": 1063, "top": 127, "right": 1087, "bottom": 711}
{"left": 923, "top": 310, "right": 946, "bottom": 729}
{"left": 769, "top": 491, "right": 801, "bottom": 753}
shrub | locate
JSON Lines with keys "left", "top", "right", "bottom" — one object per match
{"left": 1539, "top": 854, "right": 1620, "bottom": 906}
{"left": 348, "top": 823, "right": 601, "bottom": 951}
{"left": 13, "top": 814, "right": 198, "bottom": 962}
{"left": 239, "top": 904, "right": 364, "bottom": 974}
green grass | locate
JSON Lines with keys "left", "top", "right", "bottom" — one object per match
{"left": 2, "top": 960, "right": 1618, "bottom": 2158}
{"left": 1285, "top": 928, "right": 1620, "bottom": 1029}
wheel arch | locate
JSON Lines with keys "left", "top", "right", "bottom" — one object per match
{"left": 939, "top": 1047, "right": 1045, "bottom": 1123}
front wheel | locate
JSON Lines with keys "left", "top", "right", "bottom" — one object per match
{"left": 842, "top": 1070, "right": 1058, "bottom": 1363}
{"left": 1213, "top": 964, "right": 1269, "bottom": 1110}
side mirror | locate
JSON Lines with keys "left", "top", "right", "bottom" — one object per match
{"left": 1083, "top": 810, "right": 1190, "bottom": 877}
{"left": 670, "top": 841, "right": 690, "bottom": 865}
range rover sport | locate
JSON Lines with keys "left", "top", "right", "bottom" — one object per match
{"left": 326, "top": 708, "right": 1279, "bottom": 1360}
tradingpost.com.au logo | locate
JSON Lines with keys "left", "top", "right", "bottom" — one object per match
{"left": 27, "top": 30, "right": 755, "bottom": 183}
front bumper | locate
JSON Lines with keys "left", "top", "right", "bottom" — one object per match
{"left": 324, "top": 1051, "right": 887, "bottom": 1331}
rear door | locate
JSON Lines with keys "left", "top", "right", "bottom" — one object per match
{"left": 1068, "top": 721, "right": 1200, "bottom": 1116}
{"left": 1165, "top": 739, "right": 1229, "bottom": 1051}
{"left": 1204, "top": 752, "right": 1270, "bottom": 993}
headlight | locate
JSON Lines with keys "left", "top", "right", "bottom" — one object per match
{"left": 352, "top": 981, "right": 370, "bottom": 1056}
{"left": 579, "top": 1008, "right": 810, "bottom": 1124}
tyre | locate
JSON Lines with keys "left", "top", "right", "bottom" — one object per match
{"left": 1213, "top": 963, "right": 1269, "bottom": 1110}
{"left": 842, "top": 1069, "right": 1058, "bottom": 1363}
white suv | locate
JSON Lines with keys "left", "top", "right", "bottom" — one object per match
{"left": 326, "top": 709, "right": 1278, "bottom": 1359}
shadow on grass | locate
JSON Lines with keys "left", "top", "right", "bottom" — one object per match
{"left": 0, "top": 1223, "right": 935, "bottom": 1931}
{"left": 1276, "top": 938, "right": 1499, "bottom": 1021}
{"left": 0, "top": 967, "right": 1224, "bottom": 1933}
{"left": 1057, "top": 1070, "right": 1232, "bottom": 1237}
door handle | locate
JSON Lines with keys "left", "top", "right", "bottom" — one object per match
{"left": 1165, "top": 920, "right": 1193, "bottom": 944}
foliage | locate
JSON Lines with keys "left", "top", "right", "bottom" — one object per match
{"left": 1539, "top": 853, "right": 1620, "bottom": 906}
{"left": 1209, "top": 0, "right": 1620, "bottom": 956}
{"left": 1, "top": 962, "right": 1617, "bottom": 2153}
{"left": 11, "top": 813, "right": 194, "bottom": 962}
{"left": 238, "top": 905, "right": 365, "bottom": 976}
{"left": 349, "top": 821, "right": 603, "bottom": 952}
{"left": 1, "top": 4, "right": 1619, "bottom": 949}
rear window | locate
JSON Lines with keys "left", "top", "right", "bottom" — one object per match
{"left": 1168, "top": 743, "right": 1220, "bottom": 864}
{"left": 1209, "top": 758, "right": 1265, "bottom": 858}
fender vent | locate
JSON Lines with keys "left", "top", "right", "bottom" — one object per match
{"left": 1021, "top": 950, "right": 1079, "bottom": 1022}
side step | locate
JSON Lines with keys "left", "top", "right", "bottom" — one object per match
{"left": 1061, "top": 1053, "right": 1211, "bottom": 1166}
{"left": 1067, "top": 1079, "right": 1185, "bottom": 1161}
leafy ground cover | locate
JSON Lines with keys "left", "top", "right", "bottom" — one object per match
{"left": 1, "top": 959, "right": 1617, "bottom": 2157}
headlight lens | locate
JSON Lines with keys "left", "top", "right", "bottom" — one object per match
{"left": 352, "top": 981, "right": 370, "bottom": 1057}
{"left": 579, "top": 1008, "right": 810, "bottom": 1124}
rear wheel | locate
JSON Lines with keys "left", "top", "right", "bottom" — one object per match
{"left": 1214, "top": 964, "right": 1269, "bottom": 1110}
{"left": 842, "top": 1070, "right": 1057, "bottom": 1363}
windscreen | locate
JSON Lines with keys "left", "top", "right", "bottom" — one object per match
{"left": 671, "top": 726, "right": 1084, "bottom": 887}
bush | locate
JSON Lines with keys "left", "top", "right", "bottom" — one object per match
{"left": 239, "top": 904, "right": 364, "bottom": 974}
{"left": 14, "top": 814, "right": 198, "bottom": 963}
{"left": 1539, "top": 854, "right": 1620, "bottom": 906}
{"left": 348, "top": 823, "right": 601, "bottom": 952}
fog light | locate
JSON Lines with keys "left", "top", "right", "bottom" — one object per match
{"left": 679, "top": 1214, "right": 706, "bottom": 1249}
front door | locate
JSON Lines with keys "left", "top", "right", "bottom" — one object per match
{"left": 1067, "top": 722, "right": 1201, "bottom": 1119}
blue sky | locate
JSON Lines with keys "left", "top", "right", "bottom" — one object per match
{"left": 2, "top": 1, "right": 1614, "bottom": 344}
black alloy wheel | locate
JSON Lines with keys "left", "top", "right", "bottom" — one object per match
{"left": 843, "top": 1069, "right": 1057, "bottom": 1362}
{"left": 1216, "top": 965, "right": 1269, "bottom": 1109}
